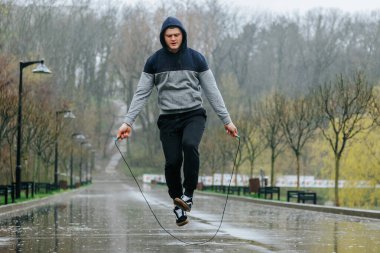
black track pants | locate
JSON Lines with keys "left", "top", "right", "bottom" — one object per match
{"left": 157, "top": 108, "right": 207, "bottom": 199}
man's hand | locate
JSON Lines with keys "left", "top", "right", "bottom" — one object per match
{"left": 117, "top": 123, "right": 132, "bottom": 140}
{"left": 224, "top": 122, "right": 238, "bottom": 138}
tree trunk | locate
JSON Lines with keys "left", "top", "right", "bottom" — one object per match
{"left": 296, "top": 154, "right": 301, "bottom": 190}
{"left": 250, "top": 160, "right": 254, "bottom": 178}
{"left": 334, "top": 155, "right": 341, "bottom": 206}
{"left": 270, "top": 150, "right": 275, "bottom": 186}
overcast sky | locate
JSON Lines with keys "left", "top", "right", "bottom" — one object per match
{"left": 118, "top": 0, "right": 380, "bottom": 14}
{"left": 227, "top": 0, "right": 380, "bottom": 13}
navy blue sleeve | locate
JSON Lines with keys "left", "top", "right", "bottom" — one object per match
{"left": 143, "top": 55, "right": 155, "bottom": 74}
{"left": 191, "top": 49, "right": 209, "bottom": 72}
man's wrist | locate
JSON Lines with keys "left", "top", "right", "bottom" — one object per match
{"left": 122, "top": 122, "right": 132, "bottom": 128}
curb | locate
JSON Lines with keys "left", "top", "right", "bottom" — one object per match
{"left": 0, "top": 187, "right": 88, "bottom": 219}
{"left": 197, "top": 190, "right": 380, "bottom": 219}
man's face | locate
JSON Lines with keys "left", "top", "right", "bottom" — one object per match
{"left": 164, "top": 27, "right": 183, "bottom": 53}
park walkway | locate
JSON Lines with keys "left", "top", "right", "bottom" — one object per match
{"left": 0, "top": 142, "right": 380, "bottom": 252}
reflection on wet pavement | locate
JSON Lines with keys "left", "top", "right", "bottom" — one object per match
{"left": 1, "top": 170, "right": 380, "bottom": 253}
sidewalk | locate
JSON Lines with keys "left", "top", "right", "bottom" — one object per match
{"left": 197, "top": 190, "right": 380, "bottom": 219}
{"left": 1, "top": 168, "right": 380, "bottom": 253}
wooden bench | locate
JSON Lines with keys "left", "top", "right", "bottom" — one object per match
{"left": 258, "top": 187, "right": 280, "bottom": 200}
{"left": 228, "top": 186, "right": 249, "bottom": 195}
{"left": 200, "top": 185, "right": 250, "bottom": 196}
{"left": 12, "top": 182, "right": 35, "bottom": 198}
{"left": 0, "top": 185, "right": 15, "bottom": 205}
{"left": 298, "top": 192, "right": 317, "bottom": 204}
{"left": 287, "top": 190, "right": 305, "bottom": 202}
{"left": 34, "top": 182, "right": 54, "bottom": 194}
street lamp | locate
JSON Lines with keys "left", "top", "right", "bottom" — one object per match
{"left": 84, "top": 143, "right": 92, "bottom": 184}
{"left": 79, "top": 141, "right": 87, "bottom": 185}
{"left": 70, "top": 133, "right": 85, "bottom": 188}
{"left": 79, "top": 141, "right": 92, "bottom": 185}
{"left": 15, "top": 60, "right": 51, "bottom": 198}
{"left": 54, "top": 110, "right": 75, "bottom": 188}
{"left": 90, "top": 150, "right": 95, "bottom": 183}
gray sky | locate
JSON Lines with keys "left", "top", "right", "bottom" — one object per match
{"left": 227, "top": 0, "right": 380, "bottom": 13}
{"left": 120, "top": 0, "right": 380, "bottom": 13}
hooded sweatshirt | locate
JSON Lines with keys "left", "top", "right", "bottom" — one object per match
{"left": 124, "top": 17, "right": 231, "bottom": 126}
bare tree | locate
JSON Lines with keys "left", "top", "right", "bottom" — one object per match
{"left": 300, "top": 9, "right": 347, "bottom": 86}
{"left": 256, "top": 92, "right": 286, "bottom": 186}
{"left": 277, "top": 94, "right": 318, "bottom": 189}
{"left": 30, "top": 105, "right": 55, "bottom": 183}
{"left": 312, "top": 72, "right": 379, "bottom": 206}
{"left": 235, "top": 98, "right": 265, "bottom": 178}
{"left": 0, "top": 76, "right": 17, "bottom": 149}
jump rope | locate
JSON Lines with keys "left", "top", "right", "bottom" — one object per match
{"left": 114, "top": 134, "right": 241, "bottom": 245}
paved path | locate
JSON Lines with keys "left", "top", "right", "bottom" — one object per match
{"left": 1, "top": 146, "right": 380, "bottom": 252}
{"left": 1, "top": 168, "right": 380, "bottom": 252}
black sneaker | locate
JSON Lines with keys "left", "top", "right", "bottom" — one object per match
{"left": 173, "top": 206, "right": 189, "bottom": 226}
{"left": 174, "top": 195, "right": 193, "bottom": 212}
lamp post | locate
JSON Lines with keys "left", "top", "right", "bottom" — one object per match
{"left": 16, "top": 60, "right": 51, "bottom": 198}
{"left": 84, "top": 143, "right": 92, "bottom": 184}
{"left": 90, "top": 150, "right": 95, "bottom": 183}
{"left": 54, "top": 110, "right": 75, "bottom": 188}
{"left": 79, "top": 141, "right": 87, "bottom": 185}
{"left": 70, "top": 133, "right": 85, "bottom": 188}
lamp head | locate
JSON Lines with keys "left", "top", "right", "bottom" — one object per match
{"left": 73, "top": 133, "right": 86, "bottom": 141}
{"left": 63, "top": 111, "right": 76, "bottom": 119}
{"left": 32, "top": 62, "right": 52, "bottom": 74}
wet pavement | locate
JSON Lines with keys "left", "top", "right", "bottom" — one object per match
{"left": 1, "top": 169, "right": 380, "bottom": 252}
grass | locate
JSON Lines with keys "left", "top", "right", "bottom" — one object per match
{"left": 0, "top": 184, "right": 91, "bottom": 206}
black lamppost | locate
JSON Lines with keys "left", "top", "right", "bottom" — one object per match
{"left": 54, "top": 110, "right": 75, "bottom": 188}
{"left": 70, "top": 133, "right": 85, "bottom": 188}
{"left": 79, "top": 141, "right": 87, "bottom": 185}
{"left": 84, "top": 143, "right": 92, "bottom": 184}
{"left": 90, "top": 150, "right": 95, "bottom": 183}
{"left": 15, "top": 60, "right": 51, "bottom": 198}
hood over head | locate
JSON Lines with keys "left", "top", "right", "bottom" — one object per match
{"left": 160, "top": 16, "right": 187, "bottom": 52}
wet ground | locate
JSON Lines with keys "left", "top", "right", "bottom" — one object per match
{"left": 1, "top": 167, "right": 380, "bottom": 253}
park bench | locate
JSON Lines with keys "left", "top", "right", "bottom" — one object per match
{"left": 298, "top": 192, "right": 317, "bottom": 204}
{"left": 287, "top": 190, "right": 305, "bottom": 202}
{"left": 12, "top": 181, "right": 35, "bottom": 199}
{"left": 228, "top": 186, "right": 240, "bottom": 195}
{"left": 214, "top": 185, "right": 226, "bottom": 193}
{"left": 258, "top": 186, "right": 280, "bottom": 200}
{"left": 200, "top": 185, "right": 250, "bottom": 196}
{"left": 227, "top": 186, "right": 250, "bottom": 195}
{"left": 22, "top": 181, "right": 35, "bottom": 198}
{"left": 34, "top": 182, "right": 53, "bottom": 194}
{"left": 0, "top": 185, "right": 15, "bottom": 205}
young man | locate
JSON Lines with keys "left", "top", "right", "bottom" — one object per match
{"left": 117, "top": 17, "right": 238, "bottom": 226}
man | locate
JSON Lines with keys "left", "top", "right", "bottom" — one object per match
{"left": 117, "top": 16, "right": 238, "bottom": 226}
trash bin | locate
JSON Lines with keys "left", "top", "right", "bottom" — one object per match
{"left": 249, "top": 178, "right": 260, "bottom": 193}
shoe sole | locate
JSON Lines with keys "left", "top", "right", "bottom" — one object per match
{"left": 174, "top": 198, "right": 191, "bottom": 212}
{"left": 176, "top": 219, "right": 189, "bottom": 226}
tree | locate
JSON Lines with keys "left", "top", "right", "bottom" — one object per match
{"left": 0, "top": 74, "right": 17, "bottom": 149}
{"left": 235, "top": 98, "right": 265, "bottom": 178}
{"left": 312, "top": 72, "right": 379, "bottom": 206}
{"left": 278, "top": 94, "right": 318, "bottom": 189}
{"left": 300, "top": 9, "right": 347, "bottom": 86}
{"left": 256, "top": 92, "right": 286, "bottom": 186}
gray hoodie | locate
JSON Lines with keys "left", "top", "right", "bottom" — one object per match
{"left": 124, "top": 17, "right": 231, "bottom": 126}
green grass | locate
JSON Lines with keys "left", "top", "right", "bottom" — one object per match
{"left": 0, "top": 184, "right": 91, "bottom": 206}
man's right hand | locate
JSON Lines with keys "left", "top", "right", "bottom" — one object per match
{"left": 117, "top": 123, "right": 132, "bottom": 140}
